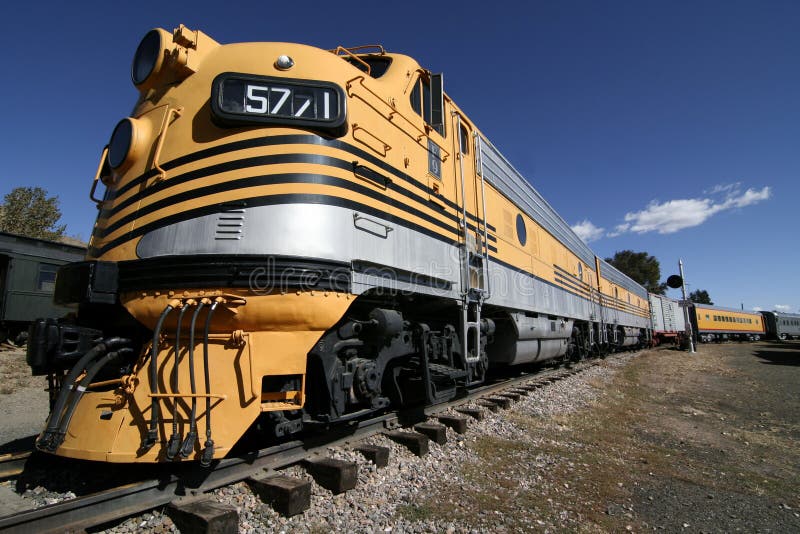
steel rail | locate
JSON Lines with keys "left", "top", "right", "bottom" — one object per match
{"left": 0, "top": 451, "right": 32, "bottom": 480}
{"left": 0, "top": 352, "right": 626, "bottom": 533}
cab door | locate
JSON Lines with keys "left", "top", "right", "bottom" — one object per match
{"left": 408, "top": 72, "right": 454, "bottom": 210}
{"left": 451, "top": 110, "right": 487, "bottom": 296}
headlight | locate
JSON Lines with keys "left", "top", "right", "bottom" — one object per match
{"left": 108, "top": 118, "right": 148, "bottom": 170}
{"left": 108, "top": 119, "right": 133, "bottom": 169}
{"left": 131, "top": 29, "right": 169, "bottom": 87}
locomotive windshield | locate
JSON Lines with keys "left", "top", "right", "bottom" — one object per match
{"left": 343, "top": 55, "right": 392, "bottom": 78}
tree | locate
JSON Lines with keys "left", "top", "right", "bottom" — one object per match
{"left": 0, "top": 187, "right": 66, "bottom": 241}
{"left": 605, "top": 250, "right": 666, "bottom": 294}
{"left": 689, "top": 289, "right": 713, "bottom": 305}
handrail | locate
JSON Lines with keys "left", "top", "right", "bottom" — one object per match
{"left": 476, "top": 131, "right": 491, "bottom": 299}
{"left": 454, "top": 112, "right": 470, "bottom": 298}
{"left": 330, "top": 46, "right": 372, "bottom": 76}
{"left": 329, "top": 44, "right": 386, "bottom": 56}
{"left": 152, "top": 106, "right": 183, "bottom": 182}
{"left": 352, "top": 123, "right": 392, "bottom": 156}
{"left": 89, "top": 146, "right": 109, "bottom": 206}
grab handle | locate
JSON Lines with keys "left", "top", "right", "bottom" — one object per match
{"left": 152, "top": 106, "right": 183, "bottom": 182}
{"left": 89, "top": 146, "right": 109, "bottom": 206}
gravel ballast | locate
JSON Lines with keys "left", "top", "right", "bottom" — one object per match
{"left": 4, "top": 342, "right": 798, "bottom": 532}
{"left": 101, "top": 355, "right": 633, "bottom": 533}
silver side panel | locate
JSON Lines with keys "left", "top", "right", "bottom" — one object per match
{"left": 136, "top": 203, "right": 461, "bottom": 300}
{"left": 775, "top": 312, "right": 800, "bottom": 336}
{"left": 485, "top": 259, "right": 648, "bottom": 329}
{"left": 611, "top": 308, "right": 651, "bottom": 330}
{"left": 478, "top": 135, "right": 596, "bottom": 267}
{"left": 136, "top": 202, "right": 649, "bottom": 330}
{"left": 485, "top": 260, "right": 595, "bottom": 320}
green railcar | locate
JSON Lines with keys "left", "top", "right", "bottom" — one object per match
{"left": 0, "top": 232, "right": 86, "bottom": 343}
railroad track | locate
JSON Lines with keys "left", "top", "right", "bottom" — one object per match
{"left": 0, "top": 450, "right": 31, "bottom": 481}
{"left": 0, "top": 353, "right": 623, "bottom": 533}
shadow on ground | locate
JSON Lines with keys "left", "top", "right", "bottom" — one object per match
{"left": 0, "top": 435, "right": 36, "bottom": 455}
{"left": 753, "top": 341, "right": 800, "bottom": 366}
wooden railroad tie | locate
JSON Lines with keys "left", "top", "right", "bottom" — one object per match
{"left": 246, "top": 474, "right": 312, "bottom": 517}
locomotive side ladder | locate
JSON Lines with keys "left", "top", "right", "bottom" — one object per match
{"left": 453, "top": 112, "right": 490, "bottom": 367}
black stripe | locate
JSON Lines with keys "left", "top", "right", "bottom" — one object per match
{"left": 107, "top": 133, "right": 497, "bottom": 232}
{"left": 99, "top": 152, "right": 497, "bottom": 245}
{"left": 90, "top": 193, "right": 459, "bottom": 257}
{"left": 600, "top": 293, "right": 646, "bottom": 315}
{"left": 553, "top": 263, "right": 649, "bottom": 311}
{"left": 554, "top": 271, "right": 591, "bottom": 296}
{"left": 97, "top": 170, "right": 462, "bottom": 241}
{"left": 550, "top": 269, "right": 647, "bottom": 317}
{"left": 553, "top": 263, "right": 593, "bottom": 290}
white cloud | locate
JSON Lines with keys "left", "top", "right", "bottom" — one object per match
{"left": 752, "top": 306, "right": 763, "bottom": 312}
{"left": 623, "top": 198, "right": 715, "bottom": 234}
{"left": 571, "top": 219, "right": 605, "bottom": 242}
{"left": 705, "top": 182, "right": 741, "bottom": 195}
{"left": 723, "top": 187, "right": 771, "bottom": 209}
{"left": 569, "top": 183, "right": 771, "bottom": 242}
{"left": 606, "top": 223, "right": 630, "bottom": 238}
{"left": 775, "top": 304, "right": 791, "bottom": 311}
{"left": 617, "top": 185, "right": 771, "bottom": 236}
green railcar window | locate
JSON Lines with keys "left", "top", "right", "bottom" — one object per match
{"left": 37, "top": 263, "right": 58, "bottom": 292}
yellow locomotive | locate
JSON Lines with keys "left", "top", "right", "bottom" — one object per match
{"left": 27, "top": 25, "right": 651, "bottom": 463}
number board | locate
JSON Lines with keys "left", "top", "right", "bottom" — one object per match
{"left": 211, "top": 73, "right": 346, "bottom": 130}
{"left": 428, "top": 139, "right": 441, "bottom": 179}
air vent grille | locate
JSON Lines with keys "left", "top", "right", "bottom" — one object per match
{"left": 215, "top": 206, "right": 245, "bottom": 240}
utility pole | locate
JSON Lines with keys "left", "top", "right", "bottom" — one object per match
{"left": 679, "top": 259, "right": 696, "bottom": 353}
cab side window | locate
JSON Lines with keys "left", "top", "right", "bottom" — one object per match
{"left": 409, "top": 75, "right": 445, "bottom": 136}
{"left": 459, "top": 123, "right": 470, "bottom": 154}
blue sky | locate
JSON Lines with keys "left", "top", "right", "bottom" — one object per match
{"left": 1, "top": 1, "right": 797, "bottom": 312}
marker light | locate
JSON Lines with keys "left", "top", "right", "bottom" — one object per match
{"left": 275, "top": 55, "right": 294, "bottom": 70}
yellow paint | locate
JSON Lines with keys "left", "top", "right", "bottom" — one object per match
{"left": 55, "top": 291, "right": 353, "bottom": 462}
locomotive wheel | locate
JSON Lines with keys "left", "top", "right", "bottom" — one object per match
{"left": 570, "top": 327, "right": 587, "bottom": 363}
